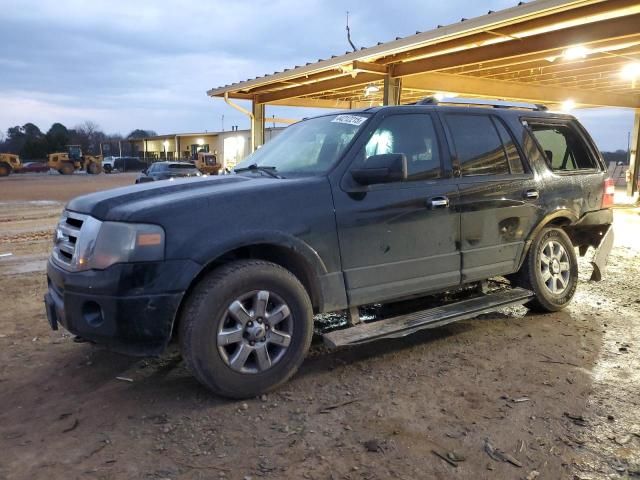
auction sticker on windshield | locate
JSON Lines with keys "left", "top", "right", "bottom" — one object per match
{"left": 331, "top": 115, "right": 368, "bottom": 126}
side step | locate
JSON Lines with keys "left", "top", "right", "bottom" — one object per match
{"left": 322, "top": 287, "right": 533, "bottom": 349}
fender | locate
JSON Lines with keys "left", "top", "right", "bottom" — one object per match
{"left": 191, "top": 229, "right": 329, "bottom": 277}
{"left": 515, "top": 209, "right": 579, "bottom": 271}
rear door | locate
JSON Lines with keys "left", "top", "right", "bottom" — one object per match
{"left": 333, "top": 110, "right": 460, "bottom": 306}
{"left": 441, "top": 112, "right": 540, "bottom": 283}
{"left": 525, "top": 118, "right": 606, "bottom": 215}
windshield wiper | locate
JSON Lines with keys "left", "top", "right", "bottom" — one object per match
{"left": 234, "top": 164, "right": 281, "bottom": 179}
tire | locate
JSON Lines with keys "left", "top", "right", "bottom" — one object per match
{"left": 59, "top": 162, "right": 74, "bottom": 175}
{"left": 512, "top": 227, "right": 578, "bottom": 312}
{"left": 0, "top": 163, "right": 10, "bottom": 177}
{"left": 103, "top": 165, "right": 112, "bottom": 174}
{"left": 87, "top": 162, "right": 101, "bottom": 174}
{"left": 179, "top": 260, "right": 313, "bottom": 399}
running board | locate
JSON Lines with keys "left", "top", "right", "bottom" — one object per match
{"left": 322, "top": 287, "right": 533, "bottom": 349}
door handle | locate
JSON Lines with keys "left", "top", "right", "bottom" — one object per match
{"left": 428, "top": 196, "right": 450, "bottom": 208}
{"left": 524, "top": 189, "right": 539, "bottom": 200}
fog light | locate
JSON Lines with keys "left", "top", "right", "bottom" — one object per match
{"left": 82, "top": 301, "right": 104, "bottom": 328}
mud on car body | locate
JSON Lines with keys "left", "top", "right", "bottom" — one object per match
{"left": 45, "top": 99, "right": 613, "bottom": 398}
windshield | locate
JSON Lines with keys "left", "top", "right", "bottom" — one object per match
{"left": 234, "top": 113, "right": 370, "bottom": 176}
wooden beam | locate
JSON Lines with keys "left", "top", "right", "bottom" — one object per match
{"left": 401, "top": 71, "right": 640, "bottom": 108}
{"left": 439, "top": 37, "right": 640, "bottom": 76}
{"left": 393, "top": 13, "right": 640, "bottom": 77}
{"left": 267, "top": 97, "right": 371, "bottom": 109}
{"left": 352, "top": 60, "right": 388, "bottom": 75}
{"left": 256, "top": 72, "right": 381, "bottom": 104}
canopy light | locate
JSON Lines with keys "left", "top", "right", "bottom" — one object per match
{"left": 620, "top": 62, "right": 640, "bottom": 81}
{"left": 433, "top": 92, "right": 458, "bottom": 101}
{"left": 196, "top": 138, "right": 204, "bottom": 146}
{"left": 562, "top": 46, "right": 590, "bottom": 61}
{"left": 560, "top": 99, "right": 576, "bottom": 112}
{"left": 364, "top": 84, "right": 380, "bottom": 97}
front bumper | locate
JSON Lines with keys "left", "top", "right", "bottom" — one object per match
{"left": 45, "top": 258, "right": 201, "bottom": 356}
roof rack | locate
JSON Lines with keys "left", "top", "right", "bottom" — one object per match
{"left": 415, "top": 96, "right": 548, "bottom": 111}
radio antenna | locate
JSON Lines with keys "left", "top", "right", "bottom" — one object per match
{"left": 346, "top": 11, "right": 357, "bottom": 52}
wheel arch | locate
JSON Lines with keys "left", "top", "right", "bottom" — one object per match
{"left": 171, "top": 236, "right": 328, "bottom": 342}
{"left": 516, "top": 209, "right": 578, "bottom": 271}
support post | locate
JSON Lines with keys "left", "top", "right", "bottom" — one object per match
{"left": 627, "top": 109, "right": 640, "bottom": 197}
{"left": 252, "top": 102, "right": 265, "bottom": 151}
{"left": 383, "top": 75, "right": 402, "bottom": 106}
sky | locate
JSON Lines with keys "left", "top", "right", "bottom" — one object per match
{"left": 0, "top": 0, "right": 635, "bottom": 151}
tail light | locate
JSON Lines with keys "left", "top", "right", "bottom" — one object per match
{"left": 602, "top": 177, "right": 615, "bottom": 208}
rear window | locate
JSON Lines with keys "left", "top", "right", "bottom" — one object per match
{"left": 528, "top": 122, "right": 597, "bottom": 171}
{"left": 445, "top": 114, "right": 511, "bottom": 176}
{"left": 168, "top": 163, "right": 196, "bottom": 170}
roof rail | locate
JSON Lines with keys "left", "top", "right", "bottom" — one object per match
{"left": 415, "top": 96, "right": 548, "bottom": 111}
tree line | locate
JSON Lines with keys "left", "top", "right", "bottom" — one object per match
{"left": 0, "top": 122, "right": 157, "bottom": 160}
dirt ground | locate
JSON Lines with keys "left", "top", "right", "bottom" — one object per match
{"left": 0, "top": 174, "right": 639, "bottom": 480}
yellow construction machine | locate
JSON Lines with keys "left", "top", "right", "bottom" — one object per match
{"left": 194, "top": 151, "right": 222, "bottom": 175}
{"left": 0, "top": 153, "right": 22, "bottom": 177}
{"left": 47, "top": 145, "right": 103, "bottom": 175}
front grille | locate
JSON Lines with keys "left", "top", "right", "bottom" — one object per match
{"left": 53, "top": 211, "right": 87, "bottom": 266}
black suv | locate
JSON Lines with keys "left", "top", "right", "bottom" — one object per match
{"left": 45, "top": 100, "right": 614, "bottom": 398}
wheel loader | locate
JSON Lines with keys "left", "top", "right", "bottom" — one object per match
{"left": 194, "top": 151, "right": 222, "bottom": 175}
{"left": 0, "top": 153, "right": 22, "bottom": 177}
{"left": 47, "top": 145, "right": 103, "bottom": 175}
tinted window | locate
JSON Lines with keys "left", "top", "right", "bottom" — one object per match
{"left": 494, "top": 119, "right": 525, "bottom": 174}
{"left": 169, "top": 163, "right": 196, "bottom": 170}
{"left": 446, "top": 114, "right": 510, "bottom": 176}
{"left": 529, "top": 123, "right": 596, "bottom": 171}
{"left": 356, "top": 114, "right": 442, "bottom": 181}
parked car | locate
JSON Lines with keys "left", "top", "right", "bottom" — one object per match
{"left": 114, "top": 156, "right": 148, "bottom": 173}
{"left": 45, "top": 99, "right": 614, "bottom": 398}
{"left": 17, "top": 162, "right": 50, "bottom": 173}
{"left": 135, "top": 161, "right": 201, "bottom": 183}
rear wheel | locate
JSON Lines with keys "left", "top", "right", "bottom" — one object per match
{"left": 179, "top": 260, "right": 313, "bottom": 398}
{"left": 0, "top": 163, "right": 10, "bottom": 177}
{"left": 512, "top": 227, "right": 578, "bottom": 312}
{"left": 59, "top": 162, "right": 74, "bottom": 175}
{"left": 103, "top": 164, "right": 112, "bottom": 174}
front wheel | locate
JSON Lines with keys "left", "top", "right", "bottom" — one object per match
{"left": 512, "top": 227, "right": 578, "bottom": 312}
{"left": 0, "top": 163, "right": 11, "bottom": 177}
{"left": 179, "top": 260, "right": 313, "bottom": 398}
{"left": 59, "top": 162, "right": 74, "bottom": 175}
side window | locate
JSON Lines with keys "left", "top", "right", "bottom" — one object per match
{"left": 494, "top": 119, "right": 525, "bottom": 174}
{"left": 446, "top": 114, "right": 510, "bottom": 176}
{"left": 357, "top": 114, "right": 442, "bottom": 181}
{"left": 529, "top": 123, "right": 597, "bottom": 171}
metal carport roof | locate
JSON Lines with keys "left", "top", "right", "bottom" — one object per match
{"left": 207, "top": 0, "right": 640, "bottom": 194}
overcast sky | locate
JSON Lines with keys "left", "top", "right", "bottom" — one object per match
{"left": 0, "top": 0, "right": 634, "bottom": 151}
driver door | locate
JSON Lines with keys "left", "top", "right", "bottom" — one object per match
{"left": 332, "top": 111, "right": 460, "bottom": 307}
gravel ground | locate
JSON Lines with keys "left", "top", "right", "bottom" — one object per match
{"left": 0, "top": 174, "right": 638, "bottom": 480}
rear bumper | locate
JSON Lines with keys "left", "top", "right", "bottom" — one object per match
{"left": 45, "top": 258, "right": 201, "bottom": 356}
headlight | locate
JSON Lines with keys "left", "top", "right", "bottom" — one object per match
{"left": 52, "top": 214, "right": 165, "bottom": 272}
{"left": 87, "top": 222, "right": 165, "bottom": 270}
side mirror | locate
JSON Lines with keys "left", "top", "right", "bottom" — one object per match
{"left": 351, "top": 153, "right": 408, "bottom": 185}
{"left": 141, "top": 169, "right": 147, "bottom": 174}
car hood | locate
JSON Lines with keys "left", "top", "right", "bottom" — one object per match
{"left": 66, "top": 174, "right": 296, "bottom": 221}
